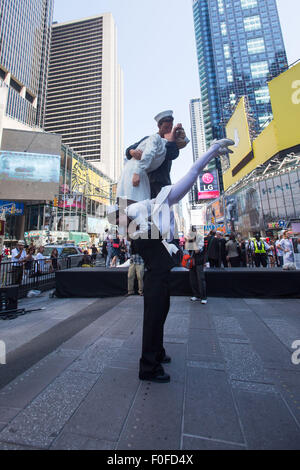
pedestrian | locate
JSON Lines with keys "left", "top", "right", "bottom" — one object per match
{"left": 188, "top": 230, "right": 207, "bottom": 304}
{"left": 111, "top": 233, "right": 121, "bottom": 267}
{"left": 249, "top": 233, "right": 270, "bottom": 268}
{"left": 239, "top": 238, "right": 248, "bottom": 267}
{"left": 107, "top": 137, "right": 234, "bottom": 383}
{"left": 124, "top": 111, "right": 189, "bottom": 200}
{"left": 91, "top": 244, "right": 98, "bottom": 264}
{"left": 275, "top": 235, "right": 284, "bottom": 267}
{"left": 225, "top": 234, "right": 241, "bottom": 267}
{"left": 206, "top": 230, "right": 221, "bottom": 268}
{"left": 23, "top": 246, "right": 35, "bottom": 282}
{"left": 216, "top": 232, "right": 227, "bottom": 267}
{"left": 127, "top": 249, "right": 145, "bottom": 297}
{"left": 11, "top": 240, "right": 27, "bottom": 285}
{"left": 35, "top": 246, "right": 47, "bottom": 275}
{"left": 278, "top": 231, "right": 295, "bottom": 266}
{"left": 50, "top": 248, "right": 59, "bottom": 272}
{"left": 104, "top": 229, "right": 113, "bottom": 268}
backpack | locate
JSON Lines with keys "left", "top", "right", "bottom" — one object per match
{"left": 181, "top": 254, "right": 194, "bottom": 269}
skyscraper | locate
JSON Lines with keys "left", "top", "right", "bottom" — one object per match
{"left": 0, "top": 0, "right": 54, "bottom": 128}
{"left": 45, "top": 14, "right": 124, "bottom": 181}
{"left": 190, "top": 98, "right": 207, "bottom": 162}
{"left": 192, "top": 0, "right": 288, "bottom": 148}
{"left": 189, "top": 98, "right": 207, "bottom": 205}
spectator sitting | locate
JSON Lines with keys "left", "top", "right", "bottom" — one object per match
{"left": 79, "top": 250, "right": 93, "bottom": 268}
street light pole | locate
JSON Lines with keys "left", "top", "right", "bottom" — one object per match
{"left": 0, "top": 209, "right": 6, "bottom": 263}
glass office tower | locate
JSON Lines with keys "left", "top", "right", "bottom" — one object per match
{"left": 0, "top": 0, "right": 54, "bottom": 128}
{"left": 192, "top": 0, "right": 288, "bottom": 147}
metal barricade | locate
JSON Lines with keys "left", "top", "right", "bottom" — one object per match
{"left": 0, "top": 255, "right": 83, "bottom": 298}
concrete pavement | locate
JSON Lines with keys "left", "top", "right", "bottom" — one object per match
{"left": 0, "top": 294, "right": 300, "bottom": 450}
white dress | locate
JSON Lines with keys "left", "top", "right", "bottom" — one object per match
{"left": 117, "top": 134, "right": 167, "bottom": 201}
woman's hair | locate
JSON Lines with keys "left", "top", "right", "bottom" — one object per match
{"left": 229, "top": 234, "right": 236, "bottom": 241}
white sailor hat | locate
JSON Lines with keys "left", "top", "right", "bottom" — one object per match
{"left": 154, "top": 110, "right": 174, "bottom": 124}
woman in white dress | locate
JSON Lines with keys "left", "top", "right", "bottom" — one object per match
{"left": 117, "top": 110, "right": 183, "bottom": 202}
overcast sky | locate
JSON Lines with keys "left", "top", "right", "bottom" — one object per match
{"left": 53, "top": 0, "right": 300, "bottom": 182}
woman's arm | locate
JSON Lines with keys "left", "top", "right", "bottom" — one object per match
{"left": 167, "top": 139, "right": 234, "bottom": 206}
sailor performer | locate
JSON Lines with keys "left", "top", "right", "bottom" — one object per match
{"left": 117, "top": 110, "right": 187, "bottom": 202}
{"left": 108, "top": 138, "right": 234, "bottom": 383}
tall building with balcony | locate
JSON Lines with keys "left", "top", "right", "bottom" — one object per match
{"left": 45, "top": 14, "right": 124, "bottom": 181}
{"left": 0, "top": 0, "right": 54, "bottom": 128}
{"left": 192, "top": 0, "right": 288, "bottom": 148}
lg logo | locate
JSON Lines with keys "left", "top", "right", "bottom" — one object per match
{"left": 0, "top": 340, "right": 6, "bottom": 365}
{"left": 291, "top": 80, "right": 300, "bottom": 105}
{"left": 291, "top": 340, "right": 300, "bottom": 365}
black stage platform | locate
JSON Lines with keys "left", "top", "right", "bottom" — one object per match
{"left": 55, "top": 267, "right": 300, "bottom": 299}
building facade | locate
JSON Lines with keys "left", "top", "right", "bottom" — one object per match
{"left": 192, "top": 0, "right": 288, "bottom": 148}
{"left": 189, "top": 98, "right": 207, "bottom": 206}
{"left": 0, "top": 0, "right": 53, "bottom": 128}
{"left": 45, "top": 14, "right": 124, "bottom": 182}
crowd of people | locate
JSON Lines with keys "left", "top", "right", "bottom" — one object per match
{"left": 181, "top": 229, "right": 299, "bottom": 270}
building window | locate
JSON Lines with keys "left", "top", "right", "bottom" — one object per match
{"left": 244, "top": 16, "right": 261, "bottom": 31}
{"left": 223, "top": 44, "right": 230, "bottom": 59}
{"left": 250, "top": 61, "right": 269, "bottom": 78}
{"left": 247, "top": 38, "right": 265, "bottom": 54}
{"left": 221, "top": 22, "right": 227, "bottom": 36}
{"left": 241, "top": 0, "right": 258, "bottom": 9}
{"left": 227, "top": 67, "right": 233, "bottom": 82}
{"left": 218, "top": 0, "right": 224, "bottom": 14}
{"left": 255, "top": 86, "right": 270, "bottom": 104}
{"left": 259, "top": 114, "right": 273, "bottom": 128}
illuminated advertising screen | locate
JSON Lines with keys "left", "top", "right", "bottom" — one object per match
{"left": 225, "top": 97, "right": 253, "bottom": 176}
{"left": 0, "top": 151, "right": 60, "bottom": 201}
{"left": 198, "top": 169, "right": 220, "bottom": 200}
{"left": 268, "top": 61, "right": 300, "bottom": 151}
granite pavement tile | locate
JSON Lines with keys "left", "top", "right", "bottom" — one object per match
{"left": 59, "top": 367, "right": 140, "bottom": 443}
{"left": 0, "top": 354, "right": 76, "bottom": 408}
{"left": 117, "top": 380, "right": 184, "bottom": 450}
{"left": 0, "top": 370, "right": 98, "bottom": 448}
{"left": 219, "top": 341, "right": 271, "bottom": 383}
{"left": 182, "top": 435, "right": 246, "bottom": 450}
{"left": 232, "top": 382, "right": 300, "bottom": 449}
{"left": 51, "top": 432, "right": 116, "bottom": 450}
{"left": 184, "top": 366, "right": 244, "bottom": 444}
{"left": 187, "top": 329, "right": 224, "bottom": 363}
{"left": 69, "top": 337, "right": 124, "bottom": 374}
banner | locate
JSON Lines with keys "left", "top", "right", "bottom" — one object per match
{"left": 198, "top": 170, "right": 220, "bottom": 200}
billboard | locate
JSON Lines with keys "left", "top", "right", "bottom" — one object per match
{"left": 87, "top": 217, "right": 105, "bottom": 235}
{"left": 0, "top": 151, "right": 60, "bottom": 201}
{"left": 268, "top": 61, "right": 300, "bottom": 151}
{"left": 72, "top": 159, "right": 111, "bottom": 205}
{"left": 0, "top": 200, "right": 24, "bottom": 215}
{"left": 225, "top": 97, "right": 253, "bottom": 176}
{"left": 198, "top": 170, "right": 220, "bottom": 200}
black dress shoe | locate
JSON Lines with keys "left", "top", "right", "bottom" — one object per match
{"left": 139, "top": 372, "right": 170, "bottom": 383}
{"left": 160, "top": 355, "right": 171, "bottom": 364}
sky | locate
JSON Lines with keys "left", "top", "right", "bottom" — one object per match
{"left": 53, "top": 0, "right": 300, "bottom": 184}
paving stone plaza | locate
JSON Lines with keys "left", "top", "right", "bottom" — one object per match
{"left": 0, "top": 293, "right": 299, "bottom": 450}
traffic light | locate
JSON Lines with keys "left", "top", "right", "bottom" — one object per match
{"left": 53, "top": 197, "right": 58, "bottom": 207}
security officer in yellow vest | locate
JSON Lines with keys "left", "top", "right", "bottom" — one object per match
{"left": 249, "top": 233, "right": 271, "bottom": 268}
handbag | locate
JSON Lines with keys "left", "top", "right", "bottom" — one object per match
{"left": 181, "top": 253, "right": 194, "bottom": 269}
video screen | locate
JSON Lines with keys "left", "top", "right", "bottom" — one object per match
{"left": 0, "top": 151, "right": 60, "bottom": 201}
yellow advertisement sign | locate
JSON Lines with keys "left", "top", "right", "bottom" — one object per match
{"left": 225, "top": 97, "right": 252, "bottom": 173}
{"left": 268, "top": 61, "right": 300, "bottom": 151}
{"left": 71, "top": 159, "right": 110, "bottom": 205}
